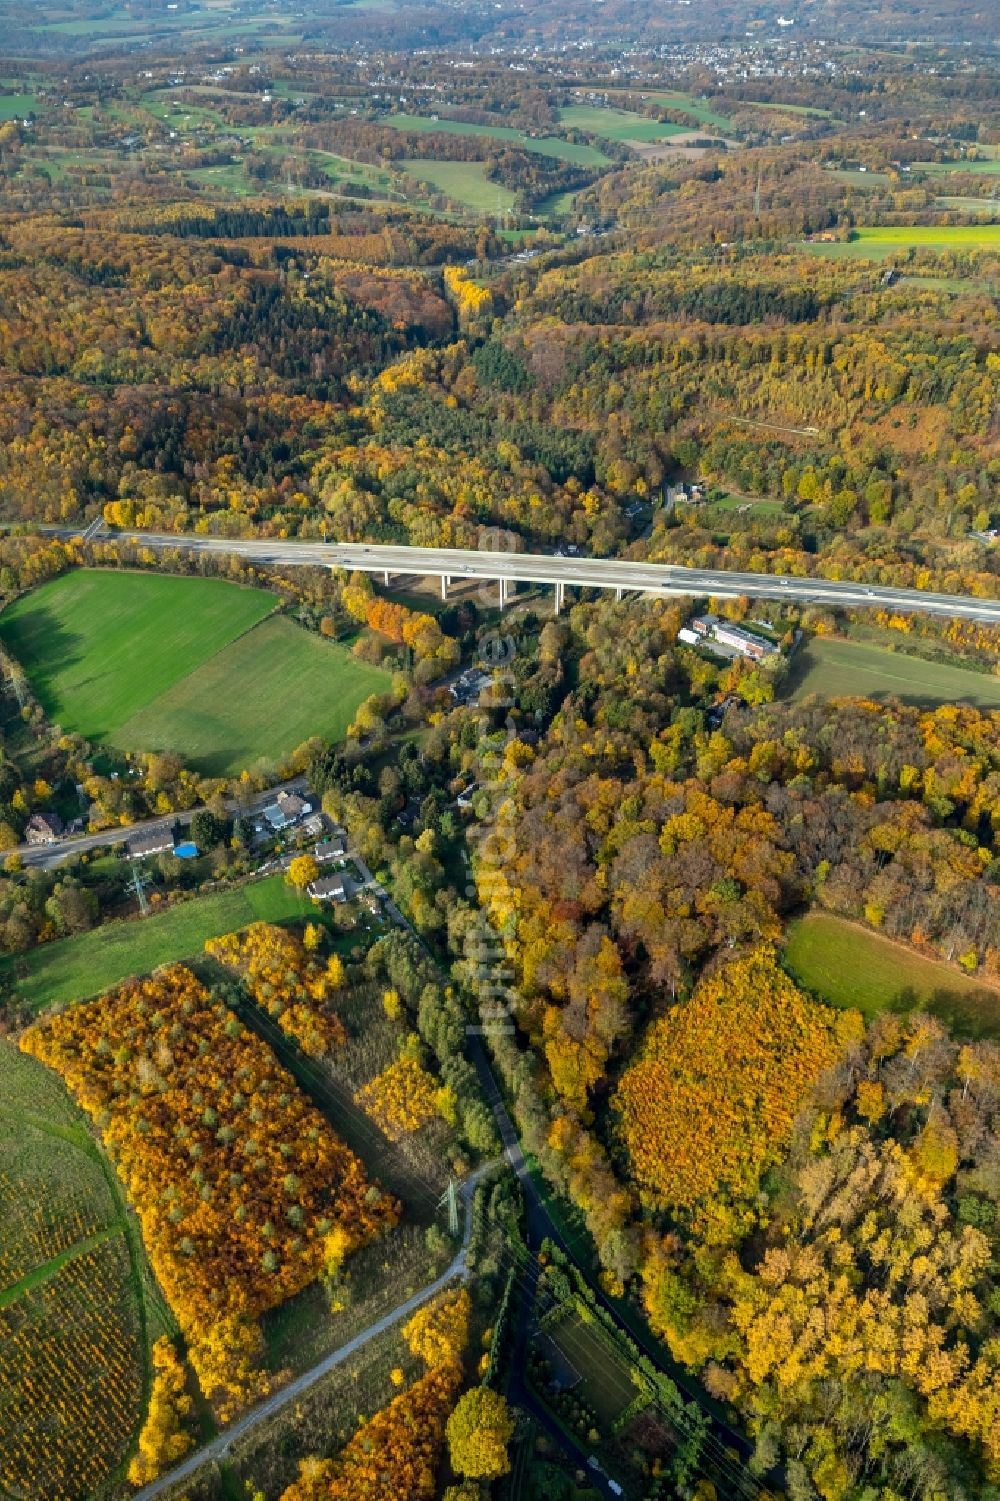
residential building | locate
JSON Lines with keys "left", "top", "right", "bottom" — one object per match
{"left": 24, "top": 811, "right": 64, "bottom": 846}
{"left": 127, "top": 826, "right": 175, "bottom": 860}
{"left": 308, "top": 873, "right": 351, "bottom": 903}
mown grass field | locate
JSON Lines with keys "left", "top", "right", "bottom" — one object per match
{"left": 0, "top": 1042, "right": 161, "bottom": 1497}
{"left": 913, "top": 157, "right": 1000, "bottom": 176}
{"left": 596, "top": 89, "right": 733, "bottom": 131}
{"left": 0, "top": 570, "right": 275, "bottom": 740}
{"left": 385, "top": 113, "right": 609, "bottom": 166}
{"left": 0, "top": 874, "right": 308, "bottom": 1012}
{"left": 787, "top": 637, "right": 1000, "bottom": 709}
{"left": 783, "top": 912, "right": 1000, "bottom": 1038}
{"left": 803, "top": 224, "right": 1000, "bottom": 259}
{"left": 0, "top": 91, "right": 41, "bottom": 120}
{"left": 401, "top": 158, "right": 519, "bottom": 215}
{"left": 114, "top": 615, "right": 389, "bottom": 775}
{"left": 557, "top": 104, "right": 686, "bottom": 143}
{"left": 0, "top": 570, "right": 389, "bottom": 775}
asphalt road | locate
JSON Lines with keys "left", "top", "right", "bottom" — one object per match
{"left": 131, "top": 1164, "right": 491, "bottom": 1501}
{"left": 14, "top": 777, "right": 309, "bottom": 870}
{"left": 81, "top": 528, "right": 1000, "bottom": 622}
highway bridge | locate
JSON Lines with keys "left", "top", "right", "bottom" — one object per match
{"left": 89, "top": 530, "right": 1000, "bottom": 623}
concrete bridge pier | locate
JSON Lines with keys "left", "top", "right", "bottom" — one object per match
{"left": 554, "top": 581, "right": 565, "bottom": 615}
{"left": 384, "top": 570, "right": 391, "bottom": 587}
{"left": 440, "top": 575, "right": 450, "bottom": 600}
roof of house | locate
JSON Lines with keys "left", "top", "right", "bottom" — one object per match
{"left": 127, "top": 827, "right": 175, "bottom": 858}
{"left": 26, "top": 811, "right": 63, "bottom": 836}
{"left": 308, "top": 873, "right": 349, "bottom": 900}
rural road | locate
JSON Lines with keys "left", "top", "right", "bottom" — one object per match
{"left": 13, "top": 778, "right": 309, "bottom": 870}
{"left": 68, "top": 527, "right": 1000, "bottom": 623}
{"left": 131, "top": 1163, "right": 493, "bottom": 1501}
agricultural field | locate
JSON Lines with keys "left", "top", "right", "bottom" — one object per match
{"left": 114, "top": 615, "right": 390, "bottom": 776}
{"left": 384, "top": 112, "right": 609, "bottom": 165}
{"left": 401, "top": 158, "right": 519, "bottom": 215}
{"left": 592, "top": 88, "right": 733, "bottom": 131}
{"left": 802, "top": 224, "right": 1000, "bottom": 258}
{"left": 912, "top": 157, "right": 1000, "bottom": 176}
{"left": 787, "top": 637, "right": 1000, "bottom": 709}
{"left": 783, "top": 912, "right": 1000, "bottom": 1038}
{"left": 0, "top": 873, "right": 307, "bottom": 1012}
{"left": 0, "top": 90, "right": 41, "bottom": 119}
{"left": 0, "top": 1042, "right": 155, "bottom": 1499}
{"left": 0, "top": 570, "right": 390, "bottom": 776}
{"left": 557, "top": 104, "right": 687, "bottom": 144}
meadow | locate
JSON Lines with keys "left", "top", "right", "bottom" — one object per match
{"left": 787, "top": 637, "right": 1000, "bottom": 709}
{"left": 912, "top": 157, "right": 1000, "bottom": 176}
{"left": 0, "top": 570, "right": 389, "bottom": 775}
{"left": 0, "top": 91, "right": 41, "bottom": 120}
{"left": 783, "top": 912, "right": 1000, "bottom": 1038}
{"left": 401, "top": 158, "right": 519, "bottom": 216}
{"left": 557, "top": 104, "right": 687, "bottom": 144}
{"left": 594, "top": 89, "right": 733, "bottom": 131}
{"left": 802, "top": 224, "right": 1000, "bottom": 259}
{"left": 0, "top": 874, "right": 308, "bottom": 1012}
{"left": 0, "top": 1042, "right": 158, "bottom": 1498}
{"left": 384, "top": 112, "right": 609, "bottom": 166}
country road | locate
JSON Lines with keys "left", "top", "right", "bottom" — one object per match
{"left": 57, "top": 526, "right": 1000, "bottom": 623}
{"left": 131, "top": 1164, "right": 492, "bottom": 1501}
{"left": 13, "top": 777, "right": 309, "bottom": 870}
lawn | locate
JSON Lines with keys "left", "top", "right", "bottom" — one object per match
{"left": 0, "top": 570, "right": 389, "bottom": 775}
{"left": 401, "top": 158, "right": 519, "bottom": 216}
{"left": 557, "top": 104, "right": 687, "bottom": 144}
{"left": 787, "top": 637, "right": 1000, "bottom": 710}
{"left": 544, "top": 1305, "right": 638, "bottom": 1427}
{"left": 0, "top": 1042, "right": 154, "bottom": 1497}
{"left": 384, "top": 112, "right": 609, "bottom": 166}
{"left": 783, "top": 912, "right": 1000, "bottom": 1039}
{"left": 0, "top": 874, "right": 308, "bottom": 1012}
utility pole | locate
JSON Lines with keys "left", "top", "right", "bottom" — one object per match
{"left": 127, "top": 863, "right": 154, "bottom": 918}
{"left": 439, "top": 1178, "right": 460, "bottom": 1238}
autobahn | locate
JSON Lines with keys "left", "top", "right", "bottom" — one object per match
{"left": 91, "top": 529, "right": 1000, "bottom": 622}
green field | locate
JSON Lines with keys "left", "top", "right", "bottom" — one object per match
{"left": 0, "top": 91, "right": 40, "bottom": 120}
{"left": 913, "top": 158, "right": 1000, "bottom": 176}
{"left": 802, "top": 224, "right": 1000, "bottom": 260}
{"left": 0, "top": 874, "right": 307, "bottom": 1012}
{"left": 402, "top": 158, "right": 519, "bottom": 215}
{"left": 557, "top": 104, "right": 686, "bottom": 144}
{"left": 544, "top": 1306, "right": 638, "bottom": 1426}
{"left": 385, "top": 113, "right": 609, "bottom": 166}
{"left": 0, "top": 570, "right": 389, "bottom": 775}
{"left": 787, "top": 637, "right": 1000, "bottom": 709}
{"left": 597, "top": 89, "right": 732, "bottom": 132}
{"left": 783, "top": 912, "right": 1000, "bottom": 1038}
{"left": 114, "top": 615, "right": 389, "bottom": 775}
